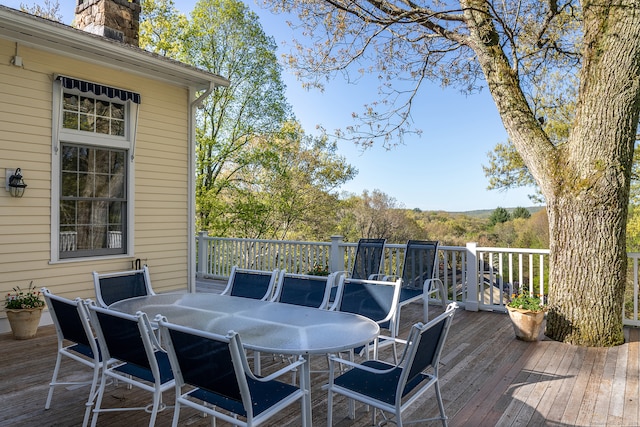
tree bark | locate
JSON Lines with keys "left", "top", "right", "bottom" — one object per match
{"left": 463, "top": 0, "right": 640, "bottom": 345}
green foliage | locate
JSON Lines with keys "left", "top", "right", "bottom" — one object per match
{"left": 5, "top": 282, "right": 45, "bottom": 309}
{"left": 139, "top": 0, "right": 189, "bottom": 59}
{"left": 511, "top": 207, "right": 531, "bottom": 219}
{"left": 20, "top": 0, "right": 62, "bottom": 22}
{"left": 307, "top": 263, "right": 330, "bottom": 276}
{"left": 488, "top": 207, "right": 510, "bottom": 227}
{"left": 507, "top": 290, "right": 545, "bottom": 312}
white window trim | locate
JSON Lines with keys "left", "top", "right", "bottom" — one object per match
{"left": 50, "top": 78, "right": 137, "bottom": 263}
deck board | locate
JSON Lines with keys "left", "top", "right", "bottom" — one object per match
{"left": 2, "top": 280, "right": 640, "bottom": 426}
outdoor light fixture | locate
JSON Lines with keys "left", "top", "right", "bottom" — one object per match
{"left": 6, "top": 168, "right": 27, "bottom": 198}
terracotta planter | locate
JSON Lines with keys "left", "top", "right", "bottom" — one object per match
{"left": 6, "top": 307, "right": 43, "bottom": 340}
{"left": 506, "top": 306, "right": 545, "bottom": 342}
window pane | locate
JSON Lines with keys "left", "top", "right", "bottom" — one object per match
{"left": 79, "top": 97, "right": 94, "bottom": 114}
{"left": 95, "top": 174, "right": 109, "bottom": 198}
{"left": 111, "top": 119, "right": 125, "bottom": 136}
{"left": 78, "top": 173, "right": 95, "bottom": 197}
{"left": 112, "top": 103, "right": 124, "bottom": 119}
{"left": 61, "top": 172, "right": 78, "bottom": 197}
{"left": 96, "top": 100, "right": 109, "bottom": 117}
{"left": 96, "top": 117, "right": 110, "bottom": 134}
{"left": 63, "top": 93, "right": 78, "bottom": 111}
{"left": 60, "top": 201, "right": 77, "bottom": 225}
{"left": 77, "top": 147, "right": 90, "bottom": 172}
{"left": 61, "top": 145, "right": 78, "bottom": 171}
{"left": 63, "top": 112, "right": 79, "bottom": 130}
{"left": 95, "top": 150, "right": 110, "bottom": 174}
{"left": 79, "top": 113, "right": 94, "bottom": 132}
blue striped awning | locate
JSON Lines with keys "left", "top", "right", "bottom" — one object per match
{"left": 57, "top": 75, "right": 141, "bottom": 104}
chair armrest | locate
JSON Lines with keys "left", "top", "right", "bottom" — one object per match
{"left": 328, "top": 354, "right": 397, "bottom": 374}
{"left": 246, "top": 356, "right": 306, "bottom": 382}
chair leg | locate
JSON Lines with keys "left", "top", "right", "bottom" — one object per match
{"left": 171, "top": 399, "right": 181, "bottom": 427}
{"left": 82, "top": 364, "right": 102, "bottom": 427}
{"left": 435, "top": 380, "right": 448, "bottom": 427}
{"left": 45, "top": 353, "right": 63, "bottom": 409}
{"left": 148, "top": 390, "right": 162, "bottom": 426}
{"left": 90, "top": 375, "right": 108, "bottom": 427}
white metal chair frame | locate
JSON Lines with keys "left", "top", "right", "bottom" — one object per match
{"left": 86, "top": 301, "right": 174, "bottom": 427}
{"left": 92, "top": 265, "right": 155, "bottom": 308}
{"left": 220, "top": 266, "right": 279, "bottom": 301}
{"left": 43, "top": 288, "right": 112, "bottom": 427}
{"left": 330, "top": 276, "right": 403, "bottom": 360}
{"left": 158, "top": 317, "right": 308, "bottom": 427}
{"left": 375, "top": 240, "right": 447, "bottom": 331}
{"left": 326, "top": 302, "right": 458, "bottom": 427}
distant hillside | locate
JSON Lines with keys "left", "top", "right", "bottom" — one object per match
{"left": 449, "top": 206, "right": 545, "bottom": 219}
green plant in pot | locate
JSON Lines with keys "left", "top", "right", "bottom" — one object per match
{"left": 506, "top": 289, "right": 546, "bottom": 341}
{"left": 4, "top": 282, "right": 45, "bottom": 340}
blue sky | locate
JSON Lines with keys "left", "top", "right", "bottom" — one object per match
{"left": 3, "top": 0, "right": 539, "bottom": 212}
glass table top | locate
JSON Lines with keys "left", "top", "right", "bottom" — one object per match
{"left": 110, "top": 293, "right": 380, "bottom": 355}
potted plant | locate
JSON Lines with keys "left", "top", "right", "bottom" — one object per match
{"left": 506, "top": 290, "right": 546, "bottom": 341}
{"left": 4, "top": 282, "right": 45, "bottom": 340}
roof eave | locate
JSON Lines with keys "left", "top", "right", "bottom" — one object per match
{"left": 0, "top": 6, "right": 229, "bottom": 91}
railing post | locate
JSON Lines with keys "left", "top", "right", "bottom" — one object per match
{"left": 465, "top": 242, "right": 479, "bottom": 312}
{"left": 329, "top": 235, "right": 345, "bottom": 273}
{"left": 197, "top": 231, "right": 208, "bottom": 278}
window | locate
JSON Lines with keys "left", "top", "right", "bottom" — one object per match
{"left": 53, "top": 76, "right": 140, "bottom": 261}
{"left": 62, "top": 94, "right": 126, "bottom": 136}
{"left": 59, "top": 144, "right": 126, "bottom": 258}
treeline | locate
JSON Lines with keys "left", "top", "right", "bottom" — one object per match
{"left": 205, "top": 183, "right": 550, "bottom": 249}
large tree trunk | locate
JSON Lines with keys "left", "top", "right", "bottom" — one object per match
{"left": 464, "top": 0, "right": 640, "bottom": 345}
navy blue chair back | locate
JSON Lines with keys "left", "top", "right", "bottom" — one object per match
{"left": 166, "top": 327, "right": 242, "bottom": 403}
{"left": 406, "top": 315, "right": 447, "bottom": 381}
{"left": 93, "top": 309, "right": 151, "bottom": 370}
{"left": 275, "top": 273, "right": 332, "bottom": 308}
{"left": 351, "top": 238, "right": 386, "bottom": 280}
{"left": 48, "top": 294, "right": 93, "bottom": 349}
{"left": 337, "top": 278, "right": 400, "bottom": 329}
{"left": 222, "top": 267, "right": 278, "bottom": 301}
{"left": 401, "top": 240, "right": 438, "bottom": 290}
{"left": 93, "top": 266, "right": 152, "bottom": 307}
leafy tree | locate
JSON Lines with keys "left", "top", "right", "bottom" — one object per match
{"left": 488, "top": 207, "right": 510, "bottom": 227}
{"left": 139, "top": 0, "right": 188, "bottom": 59}
{"left": 20, "top": 0, "right": 62, "bottom": 21}
{"left": 179, "top": 0, "right": 293, "bottom": 232}
{"left": 336, "top": 190, "right": 423, "bottom": 243}
{"left": 511, "top": 207, "right": 531, "bottom": 220}
{"left": 210, "top": 121, "right": 356, "bottom": 239}
{"left": 260, "top": 0, "right": 640, "bottom": 346}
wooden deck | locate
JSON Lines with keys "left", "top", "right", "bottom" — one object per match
{"left": 1, "top": 281, "right": 639, "bottom": 426}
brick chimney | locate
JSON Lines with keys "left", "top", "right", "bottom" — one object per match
{"left": 75, "top": 0, "right": 141, "bottom": 46}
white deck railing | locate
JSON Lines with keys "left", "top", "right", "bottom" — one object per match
{"left": 196, "top": 233, "right": 640, "bottom": 325}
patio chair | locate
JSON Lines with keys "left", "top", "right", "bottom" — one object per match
{"left": 220, "top": 266, "right": 279, "bottom": 301}
{"left": 86, "top": 301, "right": 174, "bottom": 427}
{"left": 351, "top": 238, "right": 386, "bottom": 280}
{"left": 382, "top": 240, "right": 447, "bottom": 331}
{"left": 331, "top": 276, "right": 403, "bottom": 361}
{"left": 271, "top": 272, "right": 337, "bottom": 309}
{"left": 326, "top": 302, "right": 458, "bottom": 427}
{"left": 157, "top": 317, "right": 308, "bottom": 427}
{"left": 42, "top": 288, "right": 111, "bottom": 427}
{"left": 92, "top": 265, "right": 154, "bottom": 308}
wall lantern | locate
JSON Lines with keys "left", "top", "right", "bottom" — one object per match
{"left": 6, "top": 168, "right": 27, "bottom": 198}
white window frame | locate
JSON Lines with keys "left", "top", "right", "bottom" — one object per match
{"left": 50, "top": 78, "right": 138, "bottom": 263}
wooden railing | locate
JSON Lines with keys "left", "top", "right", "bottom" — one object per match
{"left": 196, "top": 233, "right": 640, "bottom": 325}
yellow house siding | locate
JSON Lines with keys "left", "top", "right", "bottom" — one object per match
{"left": 1, "top": 37, "right": 194, "bottom": 327}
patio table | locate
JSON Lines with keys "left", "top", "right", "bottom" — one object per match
{"left": 109, "top": 292, "right": 380, "bottom": 426}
